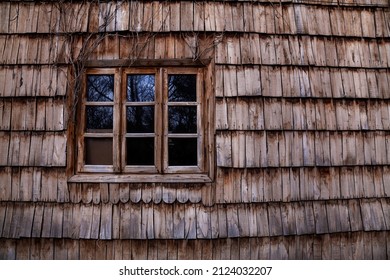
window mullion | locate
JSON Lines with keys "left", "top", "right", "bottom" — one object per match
{"left": 113, "top": 68, "right": 122, "bottom": 172}
{"left": 156, "top": 68, "right": 164, "bottom": 173}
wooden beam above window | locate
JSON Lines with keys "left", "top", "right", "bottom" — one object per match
{"left": 84, "top": 59, "right": 211, "bottom": 68}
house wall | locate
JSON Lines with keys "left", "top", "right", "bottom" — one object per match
{"left": 0, "top": 0, "right": 390, "bottom": 259}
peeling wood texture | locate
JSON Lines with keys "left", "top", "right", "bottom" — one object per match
{"left": 1, "top": 0, "right": 390, "bottom": 260}
{"left": 0, "top": 233, "right": 389, "bottom": 260}
{"left": 0, "top": 199, "right": 389, "bottom": 240}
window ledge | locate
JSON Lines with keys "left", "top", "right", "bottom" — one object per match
{"left": 68, "top": 173, "right": 213, "bottom": 183}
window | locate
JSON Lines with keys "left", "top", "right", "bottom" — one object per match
{"left": 72, "top": 64, "right": 213, "bottom": 183}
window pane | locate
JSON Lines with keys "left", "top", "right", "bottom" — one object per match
{"left": 127, "top": 75, "right": 155, "bottom": 102}
{"left": 168, "top": 74, "right": 196, "bottom": 102}
{"left": 87, "top": 75, "right": 114, "bottom": 101}
{"left": 168, "top": 106, "right": 197, "bottom": 133}
{"left": 168, "top": 138, "right": 197, "bottom": 166}
{"left": 86, "top": 106, "right": 113, "bottom": 132}
{"left": 85, "top": 138, "right": 113, "bottom": 165}
{"left": 126, "top": 138, "right": 154, "bottom": 165}
{"left": 126, "top": 106, "right": 154, "bottom": 133}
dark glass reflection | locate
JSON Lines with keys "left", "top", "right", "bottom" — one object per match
{"left": 127, "top": 106, "right": 154, "bottom": 133}
{"left": 168, "top": 74, "right": 196, "bottom": 102}
{"left": 168, "top": 138, "right": 197, "bottom": 166}
{"left": 86, "top": 106, "right": 113, "bottom": 132}
{"left": 85, "top": 138, "right": 113, "bottom": 165}
{"left": 127, "top": 75, "right": 155, "bottom": 102}
{"left": 168, "top": 106, "right": 197, "bottom": 133}
{"left": 126, "top": 138, "right": 154, "bottom": 165}
{"left": 87, "top": 75, "right": 114, "bottom": 102}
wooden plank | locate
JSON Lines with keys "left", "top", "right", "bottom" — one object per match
{"left": 313, "top": 201, "right": 329, "bottom": 234}
{"left": 236, "top": 204, "right": 249, "bottom": 237}
{"left": 162, "top": 185, "right": 176, "bottom": 204}
{"left": 41, "top": 204, "right": 53, "bottom": 238}
{"left": 130, "top": 203, "right": 143, "bottom": 239}
{"left": 268, "top": 203, "right": 283, "bottom": 236}
{"left": 326, "top": 201, "right": 342, "bottom": 233}
{"left": 52, "top": 132, "right": 67, "bottom": 166}
{"left": 215, "top": 204, "right": 227, "bottom": 238}
{"left": 376, "top": 69, "right": 390, "bottom": 98}
{"left": 213, "top": 2, "right": 226, "bottom": 32}
{"left": 0, "top": 132, "right": 10, "bottom": 166}
{"left": 29, "top": 239, "right": 43, "bottom": 260}
{"left": 0, "top": 98, "right": 11, "bottom": 130}
{"left": 231, "top": 131, "right": 246, "bottom": 168}
{"left": 380, "top": 198, "right": 390, "bottom": 232}
{"left": 216, "top": 132, "right": 232, "bottom": 167}
{"left": 171, "top": 203, "right": 184, "bottom": 239}
{"left": 295, "top": 202, "right": 310, "bottom": 235}
{"left": 56, "top": 171, "right": 68, "bottom": 203}
{"left": 152, "top": 183, "right": 162, "bottom": 204}
{"left": 231, "top": 3, "right": 244, "bottom": 32}
{"left": 252, "top": 4, "right": 266, "bottom": 33}
{"left": 79, "top": 240, "right": 95, "bottom": 260}
{"left": 281, "top": 203, "right": 296, "bottom": 235}
{"left": 0, "top": 2, "right": 10, "bottom": 33}
{"left": 100, "top": 203, "right": 112, "bottom": 240}
{"left": 302, "top": 132, "right": 315, "bottom": 166}
{"left": 196, "top": 204, "right": 211, "bottom": 238}
{"left": 329, "top": 132, "right": 342, "bottom": 166}
{"left": 152, "top": 202, "right": 165, "bottom": 238}
{"left": 1, "top": 203, "right": 14, "bottom": 238}
{"left": 184, "top": 204, "right": 197, "bottom": 239}
{"left": 61, "top": 203, "right": 72, "bottom": 238}
{"left": 249, "top": 169, "right": 264, "bottom": 203}
{"left": 0, "top": 203, "right": 7, "bottom": 238}
{"left": 215, "top": 98, "right": 228, "bottom": 130}
{"left": 50, "top": 204, "right": 63, "bottom": 238}
{"left": 118, "top": 183, "right": 129, "bottom": 203}
{"left": 41, "top": 169, "right": 58, "bottom": 202}
{"left": 79, "top": 204, "right": 93, "bottom": 239}
{"left": 139, "top": 202, "right": 152, "bottom": 239}
{"left": 264, "top": 98, "right": 282, "bottom": 130}
{"left": 203, "top": 2, "right": 215, "bottom": 32}
{"left": 0, "top": 167, "right": 12, "bottom": 202}
{"left": 119, "top": 202, "right": 130, "bottom": 239}
{"left": 30, "top": 203, "right": 43, "bottom": 238}
{"left": 9, "top": 203, "right": 23, "bottom": 239}
{"left": 179, "top": 240, "right": 194, "bottom": 260}
{"left": 90, "top": 204, "right": 101, "bottom": 239}
{"left": 372, "top": 232, "right": 387, "bottom": 259}
{"left": 346, "top": 199, "right": 363, "bottom": 232}
{"left": 363, "top": 232, "right": 373, "bottom": 259}
{"left": 69, "top": 203, "right": 81, "bottom": 239}
{"left": 180, "top": 1, "right": 194, "bottom": 31}
{"left": 15, "top": 239, "right": 30, "bottom": 260}
{"left": 148, "top": 240, "right": 159, "bottom": 260}
{"left": 81, "top": 184, "right": 93, "bottom": 204}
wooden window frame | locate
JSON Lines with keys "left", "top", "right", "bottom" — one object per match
{"left": 68, "top": 60, "right": 214, "bottom": 183}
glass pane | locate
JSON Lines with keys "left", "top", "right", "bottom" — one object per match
{"left": 126, "top": 106, "right": 154, "bottom": 133}
{"left": 87, "top": 75, "right": 114, "bottom": 102}
{"left": 86, "top": 106, "right": 113, "bottom": 132}
{"left": 168, "top": 138, "right": 197, "bottom": 166}
{"left": 85, "top": 138, "right": 113, "bottom": 165}
{"left": 127, "top": 75, "right": 155, "bottom": 102}
{"left": 126, "top": 138, "right": 154, "bottom": 165}
{"left": 168, "top": 74, "right": 196, "bottom": 102}
{"left": 168, "top": 106, "right": 197, "bottom": 133}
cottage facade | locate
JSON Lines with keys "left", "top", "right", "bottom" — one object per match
{"left": 0, "top": 0, "right": 390, "bottom": 259}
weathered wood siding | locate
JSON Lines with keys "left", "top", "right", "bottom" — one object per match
{"left": 0, "top": 0, "right": 390, "bottom": 259}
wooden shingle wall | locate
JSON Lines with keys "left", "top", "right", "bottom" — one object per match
{"left": 0, "top": 0, "right": 390, "bottom": 259}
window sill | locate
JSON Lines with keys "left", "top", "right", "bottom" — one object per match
{"left": 68, "top": 173, "right": 213, "bottom": 183}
